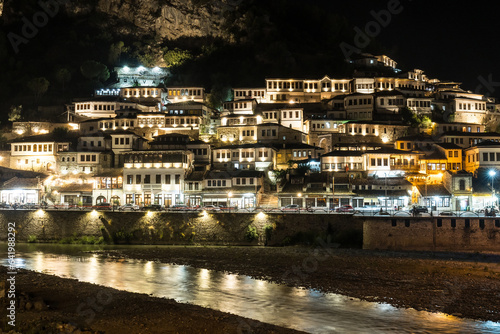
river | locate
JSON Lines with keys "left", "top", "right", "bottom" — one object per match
{"left": 2, "top": 243, "right": 499, "bottom": 334}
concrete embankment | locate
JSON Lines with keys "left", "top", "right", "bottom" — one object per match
{"left": 0, "top": 210, "right": 362, "bottom": 247}
{"left": 2, "top": 210, "right": 500, "bottom": 252}
{"left": 363, "top": 216, "right": 500, "bottom": 252}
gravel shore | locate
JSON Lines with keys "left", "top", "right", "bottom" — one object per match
{"left": 2, "top": 246, "right": 499, "bottom": 333}
{"left": 92, "top": 246, "right": 500, "bottom": 323}
{"left": 0, "top": 266, "right": 304, "bottom": 334}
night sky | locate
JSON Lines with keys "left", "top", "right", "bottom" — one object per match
{"left": 333, "top": 0, "right": 500, "bottom": 95}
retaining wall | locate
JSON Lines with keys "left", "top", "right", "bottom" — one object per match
{"left": 363, "top": 217, "right": 500, "bottom": 252}
{"left": 0, "top": 210, "right": 362, "bottom": 246}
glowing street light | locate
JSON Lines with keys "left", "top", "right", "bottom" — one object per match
{"left": 489, "top": 170, "right": 496, "bottom": 206}
{"left": 297, "top": 193, "right": 302, "bottom": 213}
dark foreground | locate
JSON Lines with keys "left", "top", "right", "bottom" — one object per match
{"left": 2, "top": 246, "right": 500, "bottom": 334}
{"left": 95, "top": 246, "right": 500, "bottom": 323}
{"left": 0, "top": 266, "right": 303, "bottom": 334}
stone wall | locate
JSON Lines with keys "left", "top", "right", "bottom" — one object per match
{"left": 363, "top": 217, "right": 500, "bottom": 252}
{"left": 4, "top": 211, "right": 500, "bottom": 251}
{"left": 0, "top": 210, "right": 362, "bottom": 247}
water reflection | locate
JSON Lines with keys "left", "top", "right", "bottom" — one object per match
{"left": 1, "top": 243, "right": 498, "bottom": 334}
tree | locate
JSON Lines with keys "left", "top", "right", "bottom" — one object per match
{"left": 80, "top": 60, "right": 110, "bottom": 82}
{"left": 270, "top": 169, "right": 287, "bottom": 185}
{"left": 55, "top": 68, "right": 72, "bottom": 93}
{"left": 27, "top": 77, "right": 50, "bottom": 103}
{"left": 108, "top": 41, "right": 127, "bottom": 64}
{"left": 163, "top": 47, "right": 192, "bottom": 67}
{"left": 137, "top": 53, "right": 156, "bottom": 67}
{"left": 400, "top": 107, "right": 430, "bottom": 129}
{"left": 8, "top": 105, "right": 22, "bottom": 122}
{"left": 52, "top": 127, "right": 69, "bottom": 139}
{"left": 206, "top": 86, "right": 232, "bottom": 111}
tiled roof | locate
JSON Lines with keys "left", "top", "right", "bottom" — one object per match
{"left": 93, "top": 169, "right": 124, "bottom": 177}
{"left": 185, "top": 170, "right": 206, "bottom": 181}
{"left": 422, "top": 150, "right": 447, "bottom": 160}
{"left": 0, "top": 167, "right": 47, "bottom": 183}
{"left": 9, "top": 133, "right": 75, "bottom": 143}
{"left": 2, "top": 177, "right": 40, "bottom": 190}
{"left": 215, "top": 143, "right": 276, "bottom": 150}
{"left": 415, "top": 184, "right": 451, "bottom": 197}
{"left": 322, "top": 150, "right": 364, "bottom": 157}
{"left": 355, "top": 189, "right": 411, "bottom": 197}
{"left": 436, "top": 142, "right": 463, "bottom": 150}
{"left": 57, "top": 183, "right": 94, "bottom": 193}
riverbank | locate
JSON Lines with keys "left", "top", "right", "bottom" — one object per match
{"left": 91, "top": 246, "right": 500, "bottom": 323}
{"left": 0, "top": 266, "right": 304, "bottom": 334}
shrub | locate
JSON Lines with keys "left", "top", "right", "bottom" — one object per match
{"left": 264, "top": 224, "right": 273, "bottom": 244}
{"left": 245, "top": 226, "right": 259, "bottom": 242}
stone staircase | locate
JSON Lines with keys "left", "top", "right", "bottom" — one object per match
{"left": 258, "top": 193, "right": 279, "bottom": 208}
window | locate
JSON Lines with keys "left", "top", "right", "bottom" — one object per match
{"left": 483, "top": 153, "right": 489, "bottom": 162}
{"left": 459, "top": 180, "right": 466, "bottom": 191}
{"left": 144, "top": 175, "right": 150, "bottom": 184}
{"left": 136, "top": 175, "right": 142, "bottom": 184}
{"left": 165, "top": 175, "right": 171, "bottom": 184}
{"left": 175, "top": 175, "right": 180, "bottom": 184}
{"left": 156, "top": 174, "right": 161, "bottom": 184}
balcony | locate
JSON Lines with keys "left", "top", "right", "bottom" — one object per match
{"left": 391, "top": 163, "right": 420, "bottom": 172}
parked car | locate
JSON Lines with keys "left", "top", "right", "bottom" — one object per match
{"left": 477, "top": 206, "right": 499, "bottom": 216}
{"left": 0, "top": 202, "right": 12, "bottom": 209}
{"left": 119, "top": 203, "right": 140, "bottom": 211}
{"left": 94, "top": 202, "right": 112, "bottom": 210}
{"left": 202, "top": 205, "right": 221, "bottom": 211}
{"left": 439, "top": 211, "right": 456, "bottom": 216}
{"left": 336, "top": 205, "right": 354, "bottom": 213}
{"left": 355, "top": 205, "right": 380, "bottom": 214}
{"left": 410, "top": 206, "right": 428, "bottom": 214}
{"left": 281, "top": 204, "right": 300, "bottom": 212}
{"left": 393, "top": 210, "right": 411, "bottom": 216}
{"left": 20, "top": 203, "right": 39, "bottom": 210}
{"left": 169, "top": 204, "right": 190, "bottom": 211}
{"left": 141, "top": 204, "right": 163, "bottom": 211}
{"left": 374, "top": 210, "right": 391, "bottom": 216}
{"left": 459, "top": 211, "right": 479, "bottom": 217}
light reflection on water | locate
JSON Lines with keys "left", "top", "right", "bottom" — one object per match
{"left": 1, "top": 243, "right": 499, "bottom": 334}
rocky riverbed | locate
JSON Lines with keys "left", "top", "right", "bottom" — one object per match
{"left": 2, "top": 246, "right": 500, "bottom": 333}
{"left": 0, "top": 266, "right": 303, "bottom": 334}
{"left": 92, "top": 246, "right": 500, "bottom": 323}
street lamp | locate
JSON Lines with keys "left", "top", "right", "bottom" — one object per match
{"left": 489, "top": 170, "right": 496, "bottom": 207}
{"left": 297, "top": 192, "right": 302, "bottom": 213}
{"left": 384, "top": 173, "right": 388, "bottom": 213}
